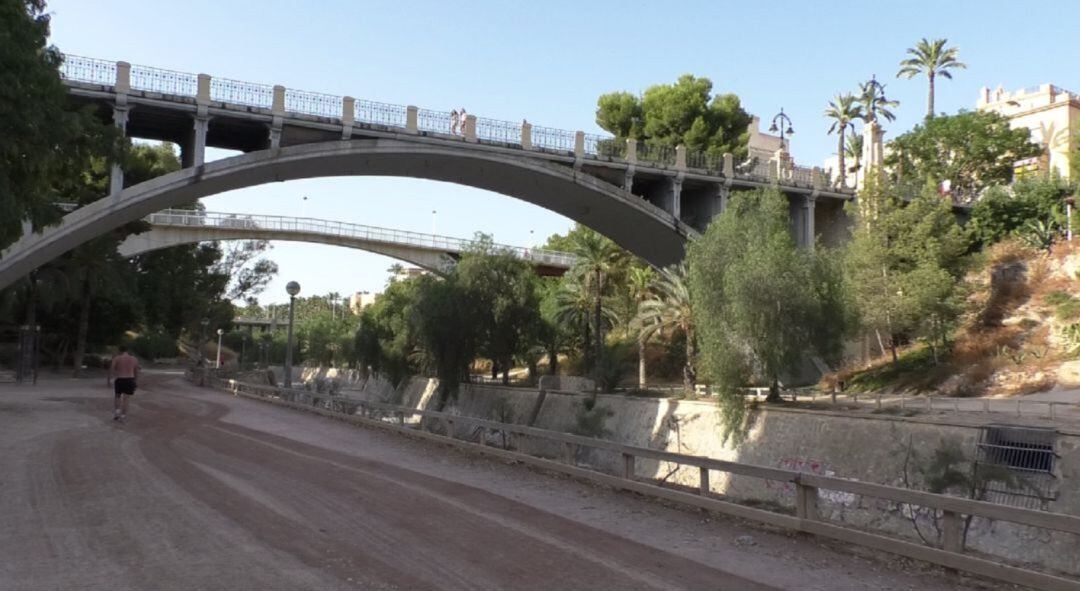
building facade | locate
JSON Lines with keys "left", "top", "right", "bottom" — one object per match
{"left": 977, "top": 83, "right": 1079, "bottom": 181}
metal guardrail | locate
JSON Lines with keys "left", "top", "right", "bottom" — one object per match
{"left": 145, "top": 208, "right": 577, "bottom": 268}
{"left": 204, "top": 375, "right": 1080, "bottom": 590}
{"left": 57, "top": 54, "right": 852, "bottom": 194}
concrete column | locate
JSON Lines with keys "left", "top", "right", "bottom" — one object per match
{"left": 406, "top": 105, "right": 418, "bottom": 133}
{"left": 521, "top": 121, "right": 532, "bottom": 150}
{"left": 191, "top": 116, "right": 209, "bottom": 167}
{"left": 667, "top": 176, "right": 683, "bottom": 219}
{"left": 714, "top": 183, "right": 729, "bottom": 216}
{"left": 197, "top": 74, "right": 211, "bottom": 104}
{"left": 623, "top": 166, "right": 636, "bottom": 193}
{"left": 109, "top": 105, "right": 130, "bottom": 196}
{"left": 625, "top": 139, "right": 637, "bottom": 163}
{"left": 574, "top": 131, "right": 585, "bottom": 158}
{"left": 115, "top": 61, "right": 131, "bottom": 93}
{"left": 464, "top": 114, "right": 477, "bottom": 142}
{"left": 802, "top": 194, "right": 816, "bottom": 249}
{"left": 675, "top": 145, "right": 687, "bottom": 170}
{"left": 271, "top": 85, "right": 286, "bottom": 115}
{"left": 341, "top": 96, "right": 355, "bottom": 139}
{"left": 722, "top": 152, "right": 734, "bottom": 177}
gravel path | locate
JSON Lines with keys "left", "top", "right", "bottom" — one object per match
{"left": 0, "top": 372, "right": 1011, "bottom": 590}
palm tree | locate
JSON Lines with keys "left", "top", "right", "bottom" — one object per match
{"left": 626, "top": 266, "right": 655, "bottom": 389}
{"left": 567, "top": 229, "right": 621, "bottom": 372}
{"left": 824, "top": 94, "right": 863, "bottom": 188}
{"left": 845, "top": 132, "right": 864, "bottom": 178}
{"left": 553, "top": 277, "right": 617, "bottom": 373}
{"left": 896, "top": 37, "right": 966, "bottom": 119}
{"left": 857, "top": 79, "right": 899, "bottom": 124}
{"left": 635, "top": 264, "right": 696, "bottom": 392}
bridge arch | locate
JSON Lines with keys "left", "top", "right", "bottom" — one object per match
{"left": 0, "top": 138, "right": 689, "bottom": 290}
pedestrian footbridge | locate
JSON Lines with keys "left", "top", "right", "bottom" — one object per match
{"left": 118, "top": 208, "right": 575, "bottom": 276}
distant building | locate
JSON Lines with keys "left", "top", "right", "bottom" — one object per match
{"left": 746, "top": 116, "right": 788, "bottom": 164}
{"left": 977, "top": 83, "right": 1079, "bottom": 181}
{"left": 348, "top": 291, "right": 378, "bottom": 314}
{"left": 392, "top": 266, "right": 428, "bottom": 282}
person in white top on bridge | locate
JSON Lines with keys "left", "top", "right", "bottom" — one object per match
{"left": 459, "top": 108, "right": 467, "bottom": 134}
{"left": 450, "top": 109, "right": 459, "bottom": 135}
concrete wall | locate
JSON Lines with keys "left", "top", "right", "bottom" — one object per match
{"left": 373, "top": 377, "right": 1080, "bottom": 577}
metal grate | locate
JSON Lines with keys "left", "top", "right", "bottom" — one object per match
{"left": 976, "top": 425, "right": 1058, "bottom": 509}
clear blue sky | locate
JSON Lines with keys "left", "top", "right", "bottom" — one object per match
{"left": 47, "top": 0, "right": 1080, "bottom": 303}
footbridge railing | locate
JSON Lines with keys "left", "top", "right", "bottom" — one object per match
{"left": 142, "top": 208, "right": 576, "bottom": 268}
{"left": 58, "top": 55, "right": 836, "bottom": 192}
{"left": 202, "top": 375, "right": 1080, "bottom": 591}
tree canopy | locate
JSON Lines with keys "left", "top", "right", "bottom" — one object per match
{"left": 595, "top": 75, "right": 753, "bottom": 159}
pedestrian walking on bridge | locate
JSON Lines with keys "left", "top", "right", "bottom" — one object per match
{"left": 108, "top": 346, "right": 141, "bottom": 421}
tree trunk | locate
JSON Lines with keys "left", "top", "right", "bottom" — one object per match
{"left": 766, "top": 377, "right": 782, "bottom": 403}
{"left": 637, "top": 336, "right": 647, "bottom": 389}
{"left": 582, "top": 320, "right": 592, "bottom": 371}
{"left": 837, "top": 131, "right": 847, "bottom": 188}
{"left": 501, "top": 364, "right": 509, "bottom": 386}
{"left": 72, "top": 274, "right": 92, "bottom": 377}
{"left": 593, "top": 269, "right": 603, "bottom": 372}
{"left": 683, "top": 326, "right": 696, "bottom": 392}
{"left": 547, "top": 341, "right": 558, "bottom": 375}
{"left": 926, "top": 73, "right": 935, "bottom": 120}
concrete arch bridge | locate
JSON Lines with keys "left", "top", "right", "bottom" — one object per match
{"left": 0, "top": 56, "right": 855, "bottom": 290}
{"left": 118, "top": 208, "right": 575, "bottom": 276}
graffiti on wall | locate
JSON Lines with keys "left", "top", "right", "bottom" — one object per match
{"left": 767, "top": 457, "right": 858, "bottom": 506}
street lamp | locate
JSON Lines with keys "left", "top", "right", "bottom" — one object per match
{"left": 215, "top": 328, "right": 224, "bottom": 368}
{"left": 768, "top": 108, "right": 795, "bottom": 146}
{"left": 1066, "top": 196, "right": 1075, "bottom": 241}
{"left": 284, "top": 280, "right": 301, "bottom": 389}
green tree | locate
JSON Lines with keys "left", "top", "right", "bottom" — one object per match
{"left": 966, "top": 177, "right": 1073, "bottom": 247}
{"left": 845, "top": 132, "right": 864, "bottom": 179}
{"left": 0, "top": 0, "right": 120, "bottom": 250}
{"left": 886, "top": 110, "right": 1042, "bottom": 197}
{"left": 595, "top": 75, "right": 752, "bottom": 160}
{"left": 844, "top": 178, "right": 968, "bottom": 364}
{"left": 824, "top": 94, "right": 863, "bottom": 188}
{"left": 566, "top": 228, "right": 622, "bottom": 374}
{"left": 410, "top": 274, "right": 481, "bottom": 409}
{"left": 688, "top": 189, "right": 851, "bottom": 405}
{"left": 353, "top": 277, "right": 421, "bottom": 385}
{"left": 896, "top": 38, "right": 967, "bottom": 119}
{"left": 635, "top": 264, "right": 696, "bottom": 391}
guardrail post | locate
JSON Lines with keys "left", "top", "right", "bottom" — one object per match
{"left": 625, "top": 139, "right": 638, "bottom": 163}
{"left": 271, "top": 85, "right": 286, "bottom": 115}
{"left": 795, "top": 481, "right": 818, "bottom": 521}
{"left": 341, "top": 96, "right": 355, "bottom": 139}
{"left": 699, "top": 467, "right": 710, "bottom": 496}
{"left": 722, "top": 152, "right": 734, "bottom": 177}
{"left": 622, "top": 453, "right": 635, "bottom": 479}
{"left": 406, "top": 105, "right": 418, "bottom": 133}
{"left": 115, "top": 61, "right": 131, "bottom": 94}
{"left": 196, "top": 73, "right": 211, "bottom": 104}
{"left": 521, "top": 121, "right": 532, "bottom": 150}
{"left": 574, "top": 131, "right": 585, "bottom": 158}
{"left": 463, "top": 114, "right": 477, "bottom": 141}
{"left": 942, "top": 510, "right": 963, "bottom": 553}
{"left": 675, "top": 145, "right": 687, "bottom": 171}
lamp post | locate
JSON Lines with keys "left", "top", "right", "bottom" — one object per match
{"left": 862, "top": 75, "right": 890, "bottom": 123}
{"left": 284, "top": 281, "right": 301, "bottom": 389}
{"left": 768, "top": 108, "right": 795, "bottom": 147}
{"left": 215, "top": 328, "right": 225, "bottom": 368}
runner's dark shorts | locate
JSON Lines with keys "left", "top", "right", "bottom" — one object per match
{"left": 114, "top": 377, "right": 137, "bottom": 397}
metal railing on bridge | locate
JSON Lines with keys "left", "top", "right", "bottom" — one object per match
{"left": 58, "top": 54, "right": 849, "bottom": 193}
{"left": 145, "top": 208, "right": 577, "bottom": 268}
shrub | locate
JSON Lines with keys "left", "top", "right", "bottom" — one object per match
{"left": 129, "top": 331, "right": 178, "bottom": 360}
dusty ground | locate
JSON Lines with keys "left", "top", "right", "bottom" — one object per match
{"left": 0, "top": 371, "right": 1013, "bottom": 590}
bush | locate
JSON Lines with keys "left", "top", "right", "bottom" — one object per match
{"left": 129, "top": 331, "right": 178, "bottom": 360}
{"left": 592, "top": 341, "right": 631, "bottom": 393}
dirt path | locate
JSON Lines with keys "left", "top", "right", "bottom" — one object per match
{"left": 0, "top": 373, "right": 1006, "bottom": 590}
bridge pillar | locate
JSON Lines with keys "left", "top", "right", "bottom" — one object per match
{"left": 666, "top": 176, "right": 683, "bottom": 219}
{"left": 184, "top": 115, "right": 210, "bottom": 168}
{"left": 722, "top": 152, "right": 735, "bottom": 178}
{"left": 406, "top": 105, "right": 418, "bottom": 133}
{"left": 269, "top": 85, "right": 286, "bottom": 149}
{"left": 625, "top": 139, "right": 637, "bottom": 164}
{"left": 463, "top": 114, "right": 477, "bottom": 142}
{"left": 675, "top": 145, "right": 687, "bottom": 171}
{"left": 574, "top": 131, "right": 585, "bottom": 159}
{"left": 802, "top": 194, "right": 816, "bottom": 249}
{"left": 623, "top": 166, "right": 636, "bottom": 194}
{"left": 714, "top": 183, "right": 730, "bottom": 217}
{"left": 342, "top": 96, "right": 355, "bottom": 139}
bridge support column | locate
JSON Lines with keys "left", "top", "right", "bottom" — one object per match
{"left": 109, "top": 105, "right": 130, "bottom": 197}
{"left": 521, "top": 121, "right": 532, "bottom": 150}
{"left": 341, "top": 96, "right": 355, "bottom": 139}
{"left": 666, "top": 176, "right": 683, "bottom": 219}
{"left": 714, "top": 183, "right": 729, "bottom": 217}
{"left": 623, "top": 166, "right": 636, "bottom": 194}
{"left": 181, "top": 115, "right": 210, "bottom": 168}
{"left": 802, "top": 194, "right": 816, "bottom": 249}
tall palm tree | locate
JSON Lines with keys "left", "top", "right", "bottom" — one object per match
{"left": 553, "top": 277, "right": 617, "bottom": 373}
{"left": 824, "top": 94, "right": 863, "bottom": 188}
{"left": 567, "top": 229, "right": 621, "bottom": 372}
{"left": 896, "top": 37, "right": 966, "bottom": 119}
{"left": 857, "top": 79, "right": 899, "bottom": 124}
{"left": 635, "top": 264, "right": 695, "bottom": 392}
{"left": 626, "top": 266, "right": 655, "bottom": 389}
